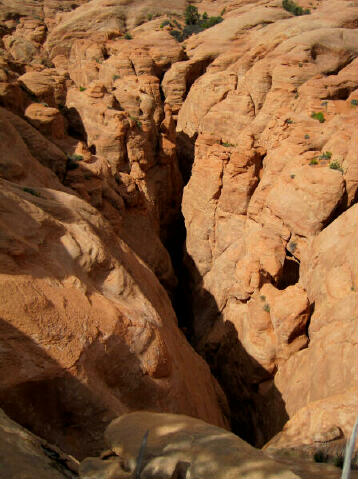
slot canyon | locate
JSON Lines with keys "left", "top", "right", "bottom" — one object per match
{"left": 0, "top": 0, "right": 357, "bottom": 477}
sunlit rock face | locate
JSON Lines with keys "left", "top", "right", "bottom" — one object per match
{"left": 0, "top": 0, "right": 357, "bottom": 461}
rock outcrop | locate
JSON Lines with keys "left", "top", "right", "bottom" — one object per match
{"left": 177, "top": 0, "right": 358, "bottom": 448}
{"left": 0, "top": 408, "right": 79, "bottom": 479}
{"left": 0, "top": 102, "right": 228, "bottom": 459}
{"left": 268, "top": 205, "right": 358, "bottom": 448}
{"left": 0, "top": 0, "right": 357, "bottom": 467}
{"left": 79, "top": 411, "right": 301, "bottom": 479}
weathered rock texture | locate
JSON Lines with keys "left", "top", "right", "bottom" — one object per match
{"left": 0, "top": 0, "right": 357, "bottom": 464}
{"left": 79, "top": 411, "right": 301, "bottom": 479}
{"left": 0, "top": 408, "right": 79, "bottom": 479}
{"left": 176, "top": 0, "right": 358, "bottom": 448}
{"left": 0, "top": 101, "right": 228, "bottom": 458}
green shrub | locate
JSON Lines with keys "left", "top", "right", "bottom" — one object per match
{"left": 129, "top": 115, "right": 142, "bottom": 129}
{"left": 310, "top": 158, "right": 318, "bottom": 165}
{"left": 282, "top": 0, "right": 310, "bottom": 15}
{"left": 260, "top": 295, "right": 266, "bottom": 301}
{"left": 290, "top": 174, "right": 296, "bottom": 179}
{"left": 222, "top": 142, "right": 235, "bottom": 147}
{"left": 113, "top": 74, "right": 120, "bottom": 81}
{"left": 311, "top": 111, "right": 325, "bottom": 123}
{"left": 263, "top": 303, "right": 270, "bottom": 312}
{"left": 170, "top": 30, "right": 184, "bottom": 41}
{"left": 124, "top": 33, "right": 132, "bottom": 40}
{"left": 23, "top": 187, "right": 41, "bottom": 198}
{"left": 304, "top": 134, "right": 310, "bottom": 139}
{"left": 147, "top": 13, "right": 153, "bottom": 21}
{"left": 79, "top": 86, "right": 86, "bottom": 92}
{"left": 351, "top": 99, "right": 358, "bottom": 106}
{"left": 169, "top": 6, "right": 223, "bottom": 42}
{"left": 200, "top": 15, "right": 223, "bottom": 28}
{"left": 314, "top": 450, "right": 328, "bottom": 463}
{"left": 220, "top": 7, "right": 226, "bottom": 16}
{"left": 160, "top": 20, "right": 171, "bottom": 28}
{"left": 285, "top": 118, "right": 293, "bottom": 124}
{"left": 185, "top": 5, "right": 201, "bottom": 25}
{"left": 329, "top": 161, "right": 343, "bottom": 172}
{"left": 319, "top": 151, "right": 332, "bottom": 160}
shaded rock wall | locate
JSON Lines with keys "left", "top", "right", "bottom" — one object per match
{"left": 0, "top": 0, "right": 357, "bottom": 459}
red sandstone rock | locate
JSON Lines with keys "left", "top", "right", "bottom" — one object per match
{"left": 0, "top": 0, "right": 357, "bottom": 461}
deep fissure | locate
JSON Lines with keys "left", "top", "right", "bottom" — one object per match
{"left": 164, "top": 136, "right": 290, "bottom": 448}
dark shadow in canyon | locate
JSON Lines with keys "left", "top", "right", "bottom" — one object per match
{"left": 168, "top": 239, "right": 289, "bottom": 448}
{"left": 176, "top": 131, "right": 197, "bottom": 185}
{"left": 0, "top": 317, "right": 168, "bottom": 461}
{"left": 164, "top": 134, "right": 289, "bottom": 448}
{"left": 0, "top": 192, "right": 182, "bottom": 461}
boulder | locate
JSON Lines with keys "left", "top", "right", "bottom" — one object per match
{"left": 80, "top": 411, "right": 301, "bottom": 479}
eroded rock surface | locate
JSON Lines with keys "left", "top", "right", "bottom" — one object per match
{"left": 0, "top": 408, "right": 79, "bottom": 479}
{"left": 178, "top": 0, "right": 358, "bottom": 448}
{"left": 0, "top": 105, "right": 228, "bottom": 459}
{"left": 0, "top": 0, "right": 357, "bottom": 465}
{"left": 79, "top": 411, "right": 301, "bottom": 479}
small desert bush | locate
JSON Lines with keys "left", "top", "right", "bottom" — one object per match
{"left": 282, "top": 0, "right": 311, "bottom": 15}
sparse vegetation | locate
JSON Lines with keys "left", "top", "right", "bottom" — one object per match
{"left": 304, "top": 134, "right": 310, "bottom": 139}
{"left": 222, "top": 142, "right": 235, "bottom": 147}
{"left": 263, "top": 303, "right": 270, "bottom": 312}
{"left": 112, "top": 74, "right": 120, "bottom": 81}
{"left": 23, "top": 187, "right": 41, "bottom": 198}
{"left": 79, "top": 86, "right": 86, "bottom": 92}
{"left": 351, "top": 99, "right": 358, "bottom": 106}
{"left": 124, "top": 33, "right": 133, "bottom": 40}
{"left": 220, "top": 7, "right": 226, "bottom": 16}
{"left": 169, "top": 5, "right": 223, "bottom": 42}
{"left": 260, "top": 295, "right": 266, "bottom": 301}
{"left": 298, "top": 62, "right": 303, "bottom": 67}
{"left": 282, "top": 0, "right": 311, "bottom": 15}
{"left": 309, "top": 158, "right": 318, "bottom": 165}
{"left": 329, "top": 161, "right": 343, "bottom": 173}
{"left": 318, "top": 151, "right": 332, "bottom": 160}
{"left": 290, "top": 174, "right": 296, "bottom": 179}
{"left": 160, "top": 20, "right": 171, "bottom": 28}
{"left": 311, "top": 111, "right": 325, "bottom": 123}
{"left": 285, "top": 118, "right": 293, "bottom": 124}
{"left": 129, "top": 115, "right": 142, "bottom": 129}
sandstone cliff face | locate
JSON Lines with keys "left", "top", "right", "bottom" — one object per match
{"left": 176, "top": 0, "right": 358, "bottom": 448}
{"left": 0, "top": 0, "right": 357, "bottom": 465}
{"left": 0, "top": 108, "right": 228, "bottom": 458}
